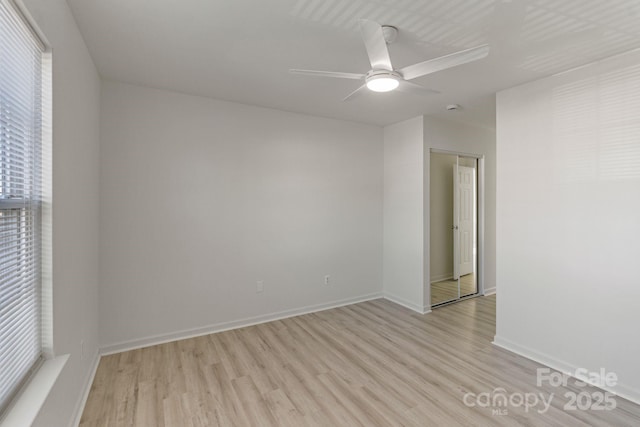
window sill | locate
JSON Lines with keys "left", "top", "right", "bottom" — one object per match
{"left": 1, "top": 354, "right": 68, "bottom": 427}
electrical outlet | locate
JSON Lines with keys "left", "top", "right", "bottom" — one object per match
{"left": 256, "top": 280, "right": 264, "bottom": 293}
{"left": 324, "top": 275, "right": 330, "bottom": 285}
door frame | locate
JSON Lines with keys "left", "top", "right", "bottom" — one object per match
{"left": 426, "top": 148, "right": 485, "bottom": 309}
{"left": 453, "top": 162, "right": 460, "bottom": 281}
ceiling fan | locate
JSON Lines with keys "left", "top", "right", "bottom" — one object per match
{"left": 290, "top": 20, "right": 490, "bottom": 101}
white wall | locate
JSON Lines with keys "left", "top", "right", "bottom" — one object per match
{"left": 382, "top": 117, "right": 426, "bottom": 312}
{"left": 495, "top": 50, "right": 640, "bottom": 402}
{"left": 23, "top": 0, "right": 102, "bottom": 426}
{"left": 424, "top": 117, "right": 497, "bottom": 308}
{"left": 99, "top": 81, "right": 383, "bottom": 349}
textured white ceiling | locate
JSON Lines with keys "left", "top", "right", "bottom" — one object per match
{"left": 66, "top": 0, "right": 640, "bottom": 128}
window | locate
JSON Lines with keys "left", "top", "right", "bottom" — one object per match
{"left": 0, "top": 0, "right": 46, "bottom": 414}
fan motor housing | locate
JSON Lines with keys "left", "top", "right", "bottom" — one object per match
{"left": 366, "top": 69, "right": 402, "bottom": 80}
{"left": 381, "top": 25, "right": 398, "bottom": 44}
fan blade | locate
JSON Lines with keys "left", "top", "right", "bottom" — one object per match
{"left": 400, "top": 44, "right": 490, "bottom": 81}
{"left": 359, "top": 19, "right": 393, "bottom": 71}
{"left": 396, "top": 80, "right": 440, "bottom": 96}
{"left": 289, "top": 69, "right": 365, "bottom": 80}
{"left": 342, "top": 84, "right": 368, "bottom": 102}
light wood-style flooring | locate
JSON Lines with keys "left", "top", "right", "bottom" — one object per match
{"left": 431, "top": 273, "right": 477, "bottom": 305}
{"left": 80, "top": 296, "right": 640, "bottom": 426}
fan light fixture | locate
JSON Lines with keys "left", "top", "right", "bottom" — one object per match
{"left": 365, "top": 72, "right": 400, "bottom": 92}
{"left": 366, "top": 75, "right": 399, "bottom": 92}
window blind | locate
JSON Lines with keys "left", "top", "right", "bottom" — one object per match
{"left": 0, "top": 0, "right": 44, "bottom": 413}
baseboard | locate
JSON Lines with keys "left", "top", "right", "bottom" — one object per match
{"left": 70, "top": 350, "right": 101, "bottom": 427}
{"left": 483, "top": 285, "right": 496, "bottom": 296}
{"left": 101, "top": 292, "right": 384, "bottom": 355}
{"left": 383, "top": 292, "right": 430, "bottom": 314}
{"left": 430, "top": 273, "right": 453, "bottom": 283}
{"left": 493, "top": 336, "right": 640, "bottom": 406}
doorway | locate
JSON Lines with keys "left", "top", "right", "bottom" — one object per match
{"left": 429, "top": 151, "right": 481, "bottom": 307}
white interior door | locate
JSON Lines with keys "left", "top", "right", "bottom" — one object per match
{"left": 453, "top": 163, "right": 460, "bottom": 281}
{"left": 454, "top": 165, "right": 475, "bottom": 278}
